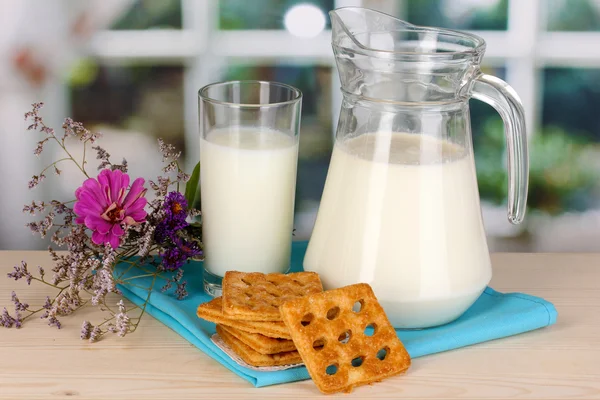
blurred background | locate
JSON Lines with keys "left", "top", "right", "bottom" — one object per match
{"left": 0, "top": 0, "right": 598, "bottom": 251}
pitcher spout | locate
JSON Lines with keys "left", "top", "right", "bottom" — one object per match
{"left": 330, "top": 7, "right": 417, "bottom": 55}
{"left": 329, "top": 7, "right": 416, "bottom": 55}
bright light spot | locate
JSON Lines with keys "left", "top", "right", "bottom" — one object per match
{"left": 284, "top": 4, "right": 326, "bottom": 38}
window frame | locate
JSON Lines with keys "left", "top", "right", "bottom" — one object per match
{"left": 67, "top": 0, "right": 600, "bottom": 172}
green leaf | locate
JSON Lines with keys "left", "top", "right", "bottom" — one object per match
{"left": 184, "top": 162, "right": 200, "bottom": 209}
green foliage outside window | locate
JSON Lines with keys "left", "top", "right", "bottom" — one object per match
{"left": 476, "top": 119, "right": 600, "bottom": 214}
{"left": 403, "top": 0, "right": 508, "bottom": 30}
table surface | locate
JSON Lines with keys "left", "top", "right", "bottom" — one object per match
{"left": 0, "top": 251, "right": 599, "bottom": 399}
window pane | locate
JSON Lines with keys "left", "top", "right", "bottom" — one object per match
{"left": 222, "top": 64, "right": 333, "bottom": 239}
{"left": 70, "top": 64, "right": 185, "bottom": 148}
{"left": 111, "top": 0, "right": 182, "bottom": 30}
{"left": 545, "top": 0, "right": 600, "bottom": 31}
{"left": 219, "top": 0, "right": 333, "bottom": 30}
{"left": 401, "top": 0, "right": 508, "bottom": 30}
{"left": 539, "top": 68, "right": 600, "bottom": 212}
{"left": 66, "top": 63, "right": 185, "bottom": 196}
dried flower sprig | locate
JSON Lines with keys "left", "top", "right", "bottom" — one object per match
{"left": 2, "top": 103, "right": 202, "bottom": 341}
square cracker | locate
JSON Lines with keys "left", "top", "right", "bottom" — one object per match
{"left": 216, "top": 325, "right": 303, "bottom": 367}
{"left": 217, "top": 324, "right": 296, "bottom": 355}
{"left": 279, "top": 283, "right": 411, "bottom": 394}
{"left": 222, "top": 271, "right": 323, "bottom": 322}
{"left": 197, "top": 297, "right": 291, "bottom": 339}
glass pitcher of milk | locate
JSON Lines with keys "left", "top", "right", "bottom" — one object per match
{"left": 303, "top": 7, "right": 528, "bottom": 328}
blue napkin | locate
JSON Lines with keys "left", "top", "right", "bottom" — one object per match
{"left": 116, "top": 241, "right": 557, "bottom": 388}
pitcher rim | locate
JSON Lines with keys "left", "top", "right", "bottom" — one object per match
{"left": 330, "top": 7, "right": 486, "bottom": 61}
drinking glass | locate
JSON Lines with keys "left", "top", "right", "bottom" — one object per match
{"left": 198, "top": 80, "right": 302, "bottom": 296}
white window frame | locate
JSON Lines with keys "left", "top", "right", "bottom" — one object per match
{"left": 73, "top": 0, "right": 600, "bottom": 173}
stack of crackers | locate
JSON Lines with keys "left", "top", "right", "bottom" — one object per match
{"left": 197, "top": 271, "right": 322, "bottom": 367}
{"left": 197, "top": 270, "right": 411, "bottom": 394}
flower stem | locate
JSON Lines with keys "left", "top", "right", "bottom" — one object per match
{"left": 121, "top": 274, "right": 155, "bottom": 281}
{"left": 129, "top": 273, "right": 157, "bottom": 333}
{"left": 43, "top": 122, "right": 90, "bottom": 178}
{"left": 114, "top": 258, "right": 138, "bottom": 281}
{"left": 82, "top": 141, "right": 88, "bottom": 175}
{"left": 96, "top": 315, "right": 116, "bottom": 328}
{"left": 20, "top": 308, "right": 45, "bottom": 322}
{"left": 30, "top": 276, "right": 67, "bottom": 290}
{"left": 40, "top": 158, "right": 71, "bottom": 175}
{"left": 120, "top": 281, "right": 158, "bottom": 290}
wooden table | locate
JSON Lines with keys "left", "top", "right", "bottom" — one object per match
{"left": 0, "top": 251, "right": 599, "bottom": 399}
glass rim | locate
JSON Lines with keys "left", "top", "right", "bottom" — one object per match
{"left": 198, "top": 80, "right": 303, "bottom": 108}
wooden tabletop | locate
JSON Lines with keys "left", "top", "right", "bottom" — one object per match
{"left": 0, "top": 251, "right": 599, "bottom": 399}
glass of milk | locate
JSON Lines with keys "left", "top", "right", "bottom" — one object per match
{"left": 198, "top": 80, "right": 302, "bottom": 296}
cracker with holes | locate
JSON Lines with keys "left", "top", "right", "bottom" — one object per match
{"left": 216, "top": 325, "right": 303, "bottom": 367}
{"left": 217, "top": 324, "right": 297, "bottom": 355}
{"left": 197, "top": 297, "right": 292, "bottom": 339}
{"left": 279, "top": 283, "right": 411, "bottom": 394}
{"left": 222, "top": 271, "right": 323, "bottom": 322}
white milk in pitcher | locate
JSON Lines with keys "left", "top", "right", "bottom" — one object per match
{"left": 201, "top": 128, "right": 298, "bottom": 276}
{"left": 304, "top": 132, "right": 492, "bottom": 328}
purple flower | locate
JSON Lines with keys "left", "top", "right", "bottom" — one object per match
{"left": 159, "top": 246, "right": 185, "bottom": 271}
{"left": 115, "top": 300, "right": 130, "bottom": 337}
{"left": 154, "top": 192, "right": 201, "bottom": 271}
{"left": 161, "top": 269, "right": 189, "bottom": 300}
{"left": 7, "top": 261, "right": 33, "bottom": 285}
{"left": 1, "top": 308, "right": 15, "bottom": 328}
{"left": 11, "top": 292, "right": 29, "bottom": 311}
{"left": 158, "top": 138, "right": 181, "bottom": 161}
{"left": 81, "top": 320, "right": 92, "bottom": 340}
{"left": 89, "top": 326, "right": 102, "bottom": 342}
{"left": 47, "top": 316, "right": 61, "bottom": 329}
{"left": 175, "top": 280, "right": 188, "bottom": 300}
{"left": 163, "top": 192, "right": 188, "bottom": 225}
{"left": 155, "top": 192, "right": 188, "bottom": 243}
{"left": 28, "top": 174, "right": 45, "bottom": 189}
{"left": 159, "top": 238, "right": 201, "bottom": 271}
{"left": 73, "top": 169, "right": 147, "bottom": 248}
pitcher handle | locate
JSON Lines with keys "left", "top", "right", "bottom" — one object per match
{"left": 471, "top": 73, "right": 529, "bottom": 224}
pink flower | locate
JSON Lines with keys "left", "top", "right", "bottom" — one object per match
{"left": 74, "top": 169, "right": 147, "bottom": 248}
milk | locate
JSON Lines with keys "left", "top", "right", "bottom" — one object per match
{"left": 304, "top": 132, "right": 492, "bottom": 328}
{"left": 200, "top": 128, "right": 298, "bottom": 276}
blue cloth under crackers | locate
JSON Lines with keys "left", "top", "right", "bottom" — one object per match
{"left": 116, "top": 241, "right": 557, "bottom": 387}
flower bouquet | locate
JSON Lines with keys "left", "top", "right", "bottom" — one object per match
{"left": 2, "top": 103, "right": 203, "bottom": 341}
